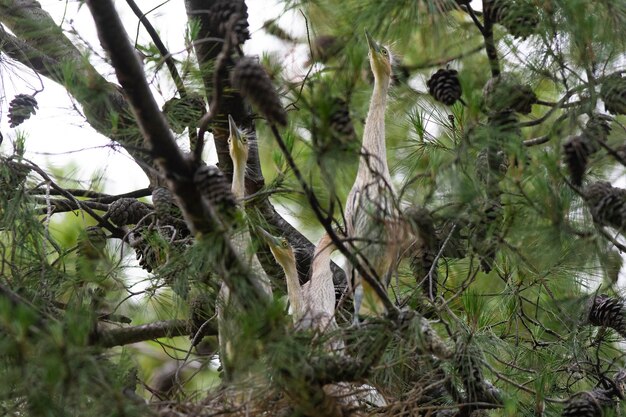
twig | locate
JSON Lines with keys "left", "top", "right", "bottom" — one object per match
{"left": 23, "top": 160, "right": 124, "bottom": 238}
{"left": 125, "top": 0, "right": 185, "bottom": 95}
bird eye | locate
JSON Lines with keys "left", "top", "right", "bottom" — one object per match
{"left": 227, "top": 138, "right": 232, "bottom": 144}
{"left": 382, "top": 49, "right": 388, "bottom": 56}
{"left": 281, "top": 240, "right": 288, "bottom": 248}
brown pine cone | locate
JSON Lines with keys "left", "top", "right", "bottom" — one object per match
{"left": 562, "top": 389, "right": 614, "bottom": 417}
{"left": 583, "top": 181, "right": 626, "bottom": 230}
{"left": 194, "top": 164, "right": 238, "bottom": 226}
{"left": 8, "top": 94, "right": 38, "bottom": 128}
{"left": 600, "top": 73, "right": 626, "bottom": 115}
{"left": 563, "top": 135, "right": 593, "bottom": 187}
{"left": 206, "top": 0, "right": 250, "bottom": 46}
{"left": 427, "top": 68, "right": 462, "bottom": 105}
{"left": 230, "top": 57, "right": 287, "bottom": 126}
{"left": 106, "top": 198, "right": 152, "bottom": 226}
{"left": 587, "top": 294, "right": 626, "bottom": 337}
{"left": 329, "top": 98, "right": 356, "bottom": 141}
{"left": 484, "top": 0, "right": 539, "bottom": 39}
{"left": 152, "top": 186, "right": 181, "bottom": 221}
{"left": 483, "top": 73, "right": 536, "bottom": 114}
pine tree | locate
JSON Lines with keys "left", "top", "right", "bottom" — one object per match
{"left": 0, "top": 1, "right": 625, "bottom": 416}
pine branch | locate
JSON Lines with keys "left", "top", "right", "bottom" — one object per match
{"left": 86, "top": 0, "right": 271, "bottom": 309}
{"left": 94, "top": 319, "right": 202, "bottom": 348}
{"left": 0, "top": 3, "right": 154, "bottom": 180}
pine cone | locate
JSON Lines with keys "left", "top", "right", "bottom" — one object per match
{"left": 152, "top": 186, "right": 181, "bottom": 221}
{"left": 130, "top": 234, "right": 158, "bottom": 273}
{"left": 0, "top": 159, "right": 30, "bottom": 193}
{"left": 488, "top": 110, "right": 520, "bottom": 132}
{"left": 563, "top": 114, "right": 613, "bottom": 186}
{"left": 587, "top": 294, "right": 626, "bottom": 337}
{"left": 162, "top": 93, "right": 205, "bottom": 134}
{"left": 600, "top": 73, "right": 626, "bottom": 115}
{"left": 329, "top": 98, "right": 356, "bottom": 141}
{"left": 583, "top": 181, "right": 626, "bottom": 230}
{"left": 485, "top": 0, "right": 539, "bottom": 39}
{"left": 563, "top": 135, "right": 593, "bottom": 187}
{"left": 230, "top": 57, "right": 287, "bottom": 126}
{"left": 106, "top": 198, "right": 152, "bottom": 226}
{"left": 206, "top": 0, "right": 250, "bottom": 46}
{"left": 483, "top": 73, "right": 536, "bottom": 114}
{"left": 8, "top": 94, "right": 38, "bottom": 128}
{"left": 427, "top": 68, "right": 462, "bottom": 105}
{"left": 455, "top": 338, "right": 499, "bottom": 404}
{"left": 193, "top": 164, "right": 237, "bottom": 225}
{"left": 562, "top": 389, "right": 614, "bottom": 417}
{"left": 583, "top": 114, "right": 612, "bottom": 142}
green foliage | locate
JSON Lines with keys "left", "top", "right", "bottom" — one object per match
{"left": 1, "top": 0, "right": 626, "bottom": 416}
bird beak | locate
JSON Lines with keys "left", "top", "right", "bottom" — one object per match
{"left": 228, "top": 114, "right": 243, "bottom": 145}
{"left": 256, "top": 226, "right": 282, "bottom": 248}
{"left": 228, "top": 114, "right": 244, "bottom": 144}
{"left": 365, "top": 30, "right": 380, "bottom": 54}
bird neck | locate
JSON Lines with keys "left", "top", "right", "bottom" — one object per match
{"left": 232, "top": 158, "right": 247, "bottom": 200}
{"left": 312, "top": 234, "right": 335, "bottom": 274}
{"left": 283, "top": 261, "right": 304, "bottom": 319}
{"left": 310, "top": 235, "right": 335, "bottom": 290}
{"left": 358, "top": 78, "right": 390, "bottom": 184}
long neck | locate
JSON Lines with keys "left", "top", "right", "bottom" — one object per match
{"left": 232, "top": 156, "right": 246, "bottom": 200}
{"left": 311, "top": 234, "right": 334, "bottom": 279}
{"left": 308, "top": 234, "right": 336, "bottom": 315}
{"left": 284, "top": 262, "right": 304, "bottom": 321}
{"left": 357, "top": 78, "right": 390, "bottom": 184}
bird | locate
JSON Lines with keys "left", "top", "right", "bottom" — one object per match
{"left": 261, "top": 228, "right": 387, "bottom": 406}
{"left": 260, "top": 229, "right": 340, "bottom": 333}
{"left": 257, "top": 227, "right": 304, "bottom": 323}
{"left": 300, "top": 232, "right": 338, "bottom": 332}
{"left": 344, "top": 31, "right": 407, "bottom": 319}
{"left": 216, "top": 115, "right": 273, "bottom": 381}
{"left": 226, "top": 114, "right": 273, "bottom": 296}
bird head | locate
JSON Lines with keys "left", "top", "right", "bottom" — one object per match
{"left": 257, "top": 227, "right": 296, "bottom": 270}
{"left": 365, "top": 30, "right": 392, "bottom": 81}
{"left": 228, "top": 114, "right": 249, "bottom": 166}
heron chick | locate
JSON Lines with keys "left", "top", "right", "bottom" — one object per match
{"left": 258, "top": 227, "right": 304, "bottom": 323}
{"left": 344, "top": 31, "right": 407, "bottom": 319}
{"left": 217, "top": 115, "right": 273, "bottom": 381}
{"left": 301, "top": 233, "right": 338, "bottom": 331}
